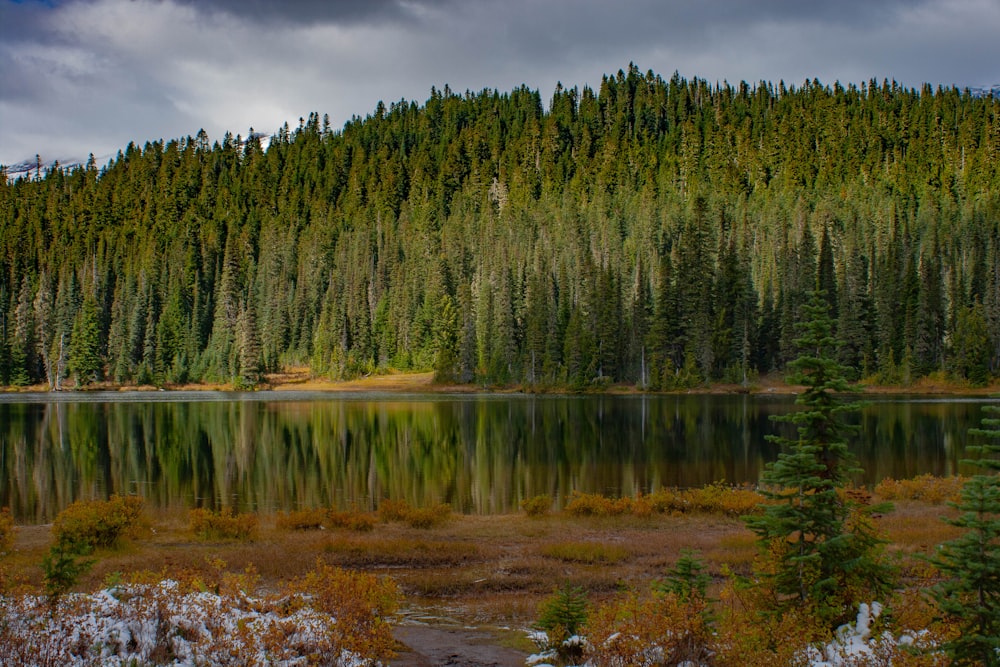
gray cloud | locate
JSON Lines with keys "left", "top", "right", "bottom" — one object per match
{"left": 168, "top": 0, "right": 438, "bottom": 26}
{"left": 1, "top": 0, "right": 997, "bottom": 166}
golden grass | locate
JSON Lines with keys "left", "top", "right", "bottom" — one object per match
{"left": 874, "top": 474, "right": 967, "bottom": 504}
{"left": 540, "top": 541, "right": 631, "bottom": 564}
{"left": 0, "top": 478, "right": 973, "bottom": 634}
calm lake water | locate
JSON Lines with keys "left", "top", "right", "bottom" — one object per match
{"left": 0, "top": 392, "right": 993, "bottom": 523}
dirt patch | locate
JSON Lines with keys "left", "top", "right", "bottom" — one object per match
{"left": 392, "top": 624, "right": 529, "bottom": 667}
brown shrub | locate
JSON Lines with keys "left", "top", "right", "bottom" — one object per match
{"left": 520, "top": 494, "right": 553, "bottom": 517}
{"left": 327, "top": 508, "right": 377, "bottom": 532}
{"left": 584, "top": 592, "right": 715, "bottom": 666}
{"left": 874, "top": 475, "right": 966, "bottom": 504}
{"left": 274, "top": 508, "right": 327, "bottom": 531}
{"left": 564, "top": 492, "right": 632, "bottom": 517}
{"left": 188, "top": 507, "right": 258, "bottom": 541}
{"left": 52, "top": 495, "right": 146, "bottom": 552}
{"left": 288, "top": 559, "right": 400, "bottom": 661}
{"left": 403, "top": 503, "right": 452, "bottom": 529}
{"left": 0, "top": 507, "right": 14, "bottom": 555}
{"left": 376, "top": 498, "right": 412, "bottom": 522}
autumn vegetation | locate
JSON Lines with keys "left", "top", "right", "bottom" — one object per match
{"left": 0, "top": 470, "right": 987, "bottom": 665}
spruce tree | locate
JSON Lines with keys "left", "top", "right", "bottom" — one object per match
{"left": 745, "top": 290, "right": 894, "bottom": 626}
{"left": 68, "top": 296, "right": 102, "bottom": 385}
{"left": 930, "top": 398, "right": 1000, "bottom": 666}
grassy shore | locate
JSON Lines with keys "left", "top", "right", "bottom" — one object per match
{"left": 2, "top": 485, "right": 965, "bottom": 635}
{"left": 2, "top": 367, "right": 998, "bottom": 395}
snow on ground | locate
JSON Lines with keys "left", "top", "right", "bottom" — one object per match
{"left": 525, "top": 603, "right": 940, "bottom": 667}
{"left": 0, "top": 580, "right": 379, "bottom": 666}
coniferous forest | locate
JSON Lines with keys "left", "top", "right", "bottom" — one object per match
{"left": 1, "top": 66, "right": 998, "bottom": 390}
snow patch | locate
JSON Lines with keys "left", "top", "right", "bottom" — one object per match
{"left": 0, "top": 580, "right": 386, "bottom": 666}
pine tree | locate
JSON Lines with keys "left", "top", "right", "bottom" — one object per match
{"left": 68, "top": 296, "right": 102, "bottom": 385}
{"left": 745, "top": 290, "right": 894, "bottom": 626}
{"left": 930, "top": 398, "right": 1000, "bottom": 666}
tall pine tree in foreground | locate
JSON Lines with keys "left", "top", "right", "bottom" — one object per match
{"left": 930, "top": 398, "right": 1000, "bottom": 666}
{"left": 746, "top": 291, "right": 894, "bottom": 627}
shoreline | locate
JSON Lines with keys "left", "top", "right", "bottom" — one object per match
{"left": 1, "top": 368, "right": 997, "bottom": 397}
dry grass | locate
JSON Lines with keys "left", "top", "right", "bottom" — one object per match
{"left": 874, "top": 474, "right": 967, "bottom": 504}
{"left": 0, "top": 481, "right": 968, "bottom": 632}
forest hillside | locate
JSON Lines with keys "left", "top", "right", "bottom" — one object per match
{"left": 1, "top": 65, "right": 998, "bottom": 390}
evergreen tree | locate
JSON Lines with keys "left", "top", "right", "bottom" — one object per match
{"left": 930, "top": 398, "right": 1000, "bottom": 666}
{"left": 68, "top": 296, "right": 102, "bottom": 385}
{"left": 745, "top": 291, "right": 894, "bottom": 626}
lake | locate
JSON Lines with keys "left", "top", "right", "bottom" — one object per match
{"left": 0, "top": 392, "right": 993, "bottom": 522}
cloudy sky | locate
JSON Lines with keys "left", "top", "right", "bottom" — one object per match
{"left": 1, "top": 0, "right": 998, "bottom": 167}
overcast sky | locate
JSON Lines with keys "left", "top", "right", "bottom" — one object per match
{"left": 1, "top": 0, "right": 998, "bottom": 167}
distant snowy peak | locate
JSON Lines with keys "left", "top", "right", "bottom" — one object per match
{"left": 5, "top": 131, "right": 273, "bottom": 183}
{"left": 967, "top": 84, "right": 1000, "bottom": 98}
{"left": 4, "top": 156, "right": 92, "bottom": 183}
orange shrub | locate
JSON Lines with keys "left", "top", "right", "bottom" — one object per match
{"left": 376, "top": 499, "right": 450, "bottom": 528}
{"left": 275, "top": 508, "right": 327, "bottom": 531}
{"left": 562, "top": 485, "right": 765, "bottom": 519}
{"left": 520, "top": 494, "right": 553, "bottom": 517}
{"left": 377, "top": 498, "right": 412, "bottom": 522}
{"left": 403, "top": 503, "right": 451, "bottom": 529}
{"left": 564, "top": 492, "right": 633, "bottom": 516}
{"left": 52, "top": 495, "right": 146, "bottom": 552}
{"left": 289, "top": 559, "right": 400, "bottom": 661}
{"left": 188, "top": 507, "right": 258, "bottom": 541}
{"left": 874, "top": 475, "right": 966, "bottom": 504}
{"left": 0, "top": 507, "right": 14, "bottom": 554}
{"left": 584, "top": 592, "right": 715, "bottom": 666}
{"left": 685, "top": 482, "right": 765, "bottom": 516}
{"left": 327, "top": 508, "right": 377, "bottom": 532}
{"left": 647, "top": 487, "right": 683, "bottom": 513}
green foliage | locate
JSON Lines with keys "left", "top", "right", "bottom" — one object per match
{"left": 655, "top": 549, "right": 710, "bottom": 602}
{"left": 537, "top": 584, "right": 589, "bottom": 644}
{"left": 41, "top": 544, "right": 94, "bottom": 600}
{"left": 68, "top": 296, "right": 101, "bottom": 385}
{"left": 1, "top": 71, "right": 998, "bottom": 391}
{"left": 745, "top": 292, "right": 895, "bottom": 627}
{"left": 930, "top": 399, "right": 1000, "bottom": 666}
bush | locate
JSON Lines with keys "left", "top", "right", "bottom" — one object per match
{"left": 564, "top": 491, "right": 633, "bottom": 517}
{"left": 377, "top": 499, "right": 451, "bottom": 528}
{"left": 0, "top": 507, "right": 14, "bottom": 555}
{"left": 377, "top": 498, "right": 412, "bottom": 523}
{"left": 327, "top": 508, "right": 377, "bottom": 532}
{"left": 403, "top": 504, "right": 451, "bottom": 529}
{"left": 275, "top": 508, "right": 327, "bottom": 531}
{"left": 686, "top": 482, "right": 765, "bottom": 516}
{"left": 51, "top": 495, "right": 146, "bottom": 553}
{"left": 584, "top": 592, "right": 716, "bottom": 667}
{"left": 562, "top": 485, "right": 766, "bottom": 518}
{"left": 41, "top": 544, "right": 94, "bottom": 599}
{"left": 289, "top": 559, "right": 400, "bottom": 661}
{"left": 520, "top": 494, "right": 553, "bottom": 517}
{"left": 874, "top": 475, "right": 966, "bottom": 504}
{"left": 537, "top": 584, "right": 589, "bottom": 652}
{"left": 188, "top": 507, "right": 259, "bottom": 541}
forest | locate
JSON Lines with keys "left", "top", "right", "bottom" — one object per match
{"left": 0, "top": 65, "right": 998, "bottom": 390}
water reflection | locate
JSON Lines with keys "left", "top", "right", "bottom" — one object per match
{"left": 0, "top": 393, "right": 990, "bottom": 522}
